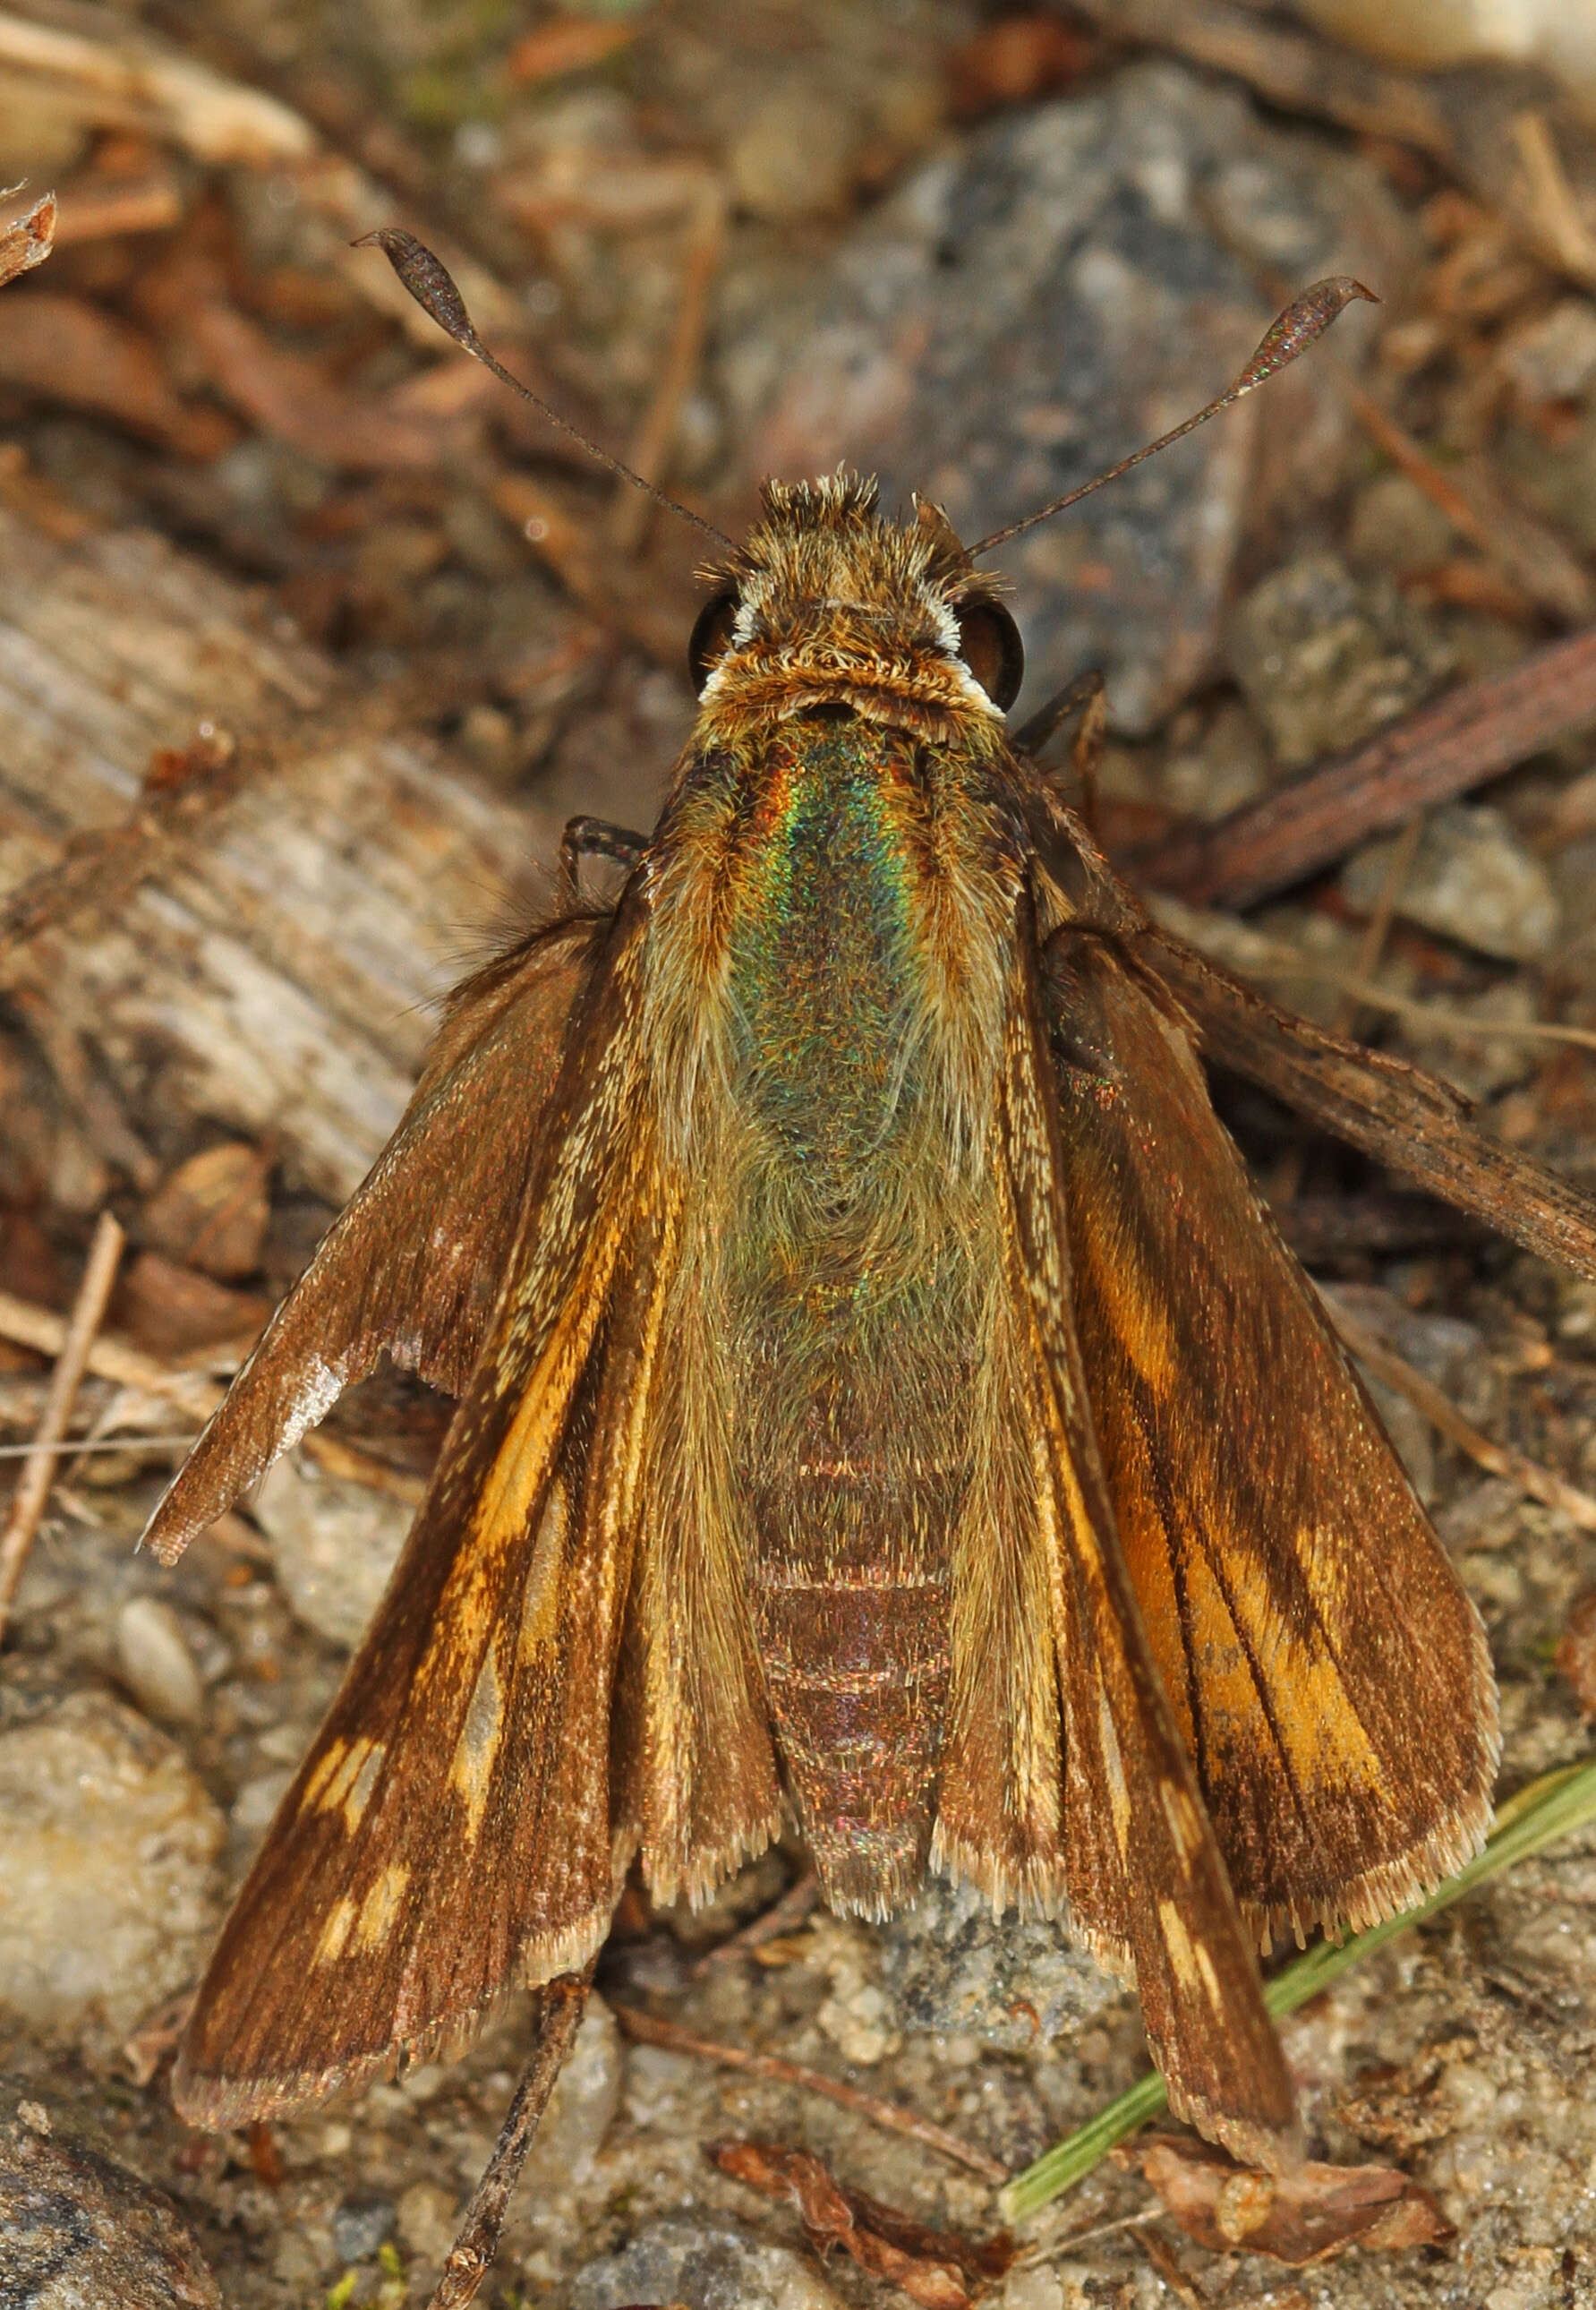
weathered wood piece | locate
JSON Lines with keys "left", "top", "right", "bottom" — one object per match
{"left": 0, "top": 496, "right": 559, "bottom": 1201}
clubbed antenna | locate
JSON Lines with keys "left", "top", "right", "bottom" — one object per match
{"left": 355, "top": 227, "right": 732, "bottom": 549}
{"left": 969, "top": 276, "right": 1378, "bottom": 560}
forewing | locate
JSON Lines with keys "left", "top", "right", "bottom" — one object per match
{"left": 1002, "top": 926, "right": 1299, "bottom": 2169}
{"left": 1044, "top": 928, "right": 1498, "bottom": 1944}
{"left": 174, "top": 910, "right": 661, "bottom": 2126}
{"left": 144, "top": 915, "right": 604, "bottom": 1565}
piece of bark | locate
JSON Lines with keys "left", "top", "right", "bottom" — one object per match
{"left": 0, "top": 493, "right": 561, "bottom": 1202}
{"left": 0, "top": 191, "right": 56, "bottom": 287}
{"left": 0, "top": 291, "right": 235, "bottom": 458}
{"left": 1123, "top": 2135, "right": 1454, "bottom": 2264}
{"left": 1558, "top": 1591, "right": 1596, "bottom": 1717}
{"left": 0, "top": 6, "right": 313, "bottom": 167}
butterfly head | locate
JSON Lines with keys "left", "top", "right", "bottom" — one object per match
{"left": 688, "top": 472, "right": 1023, "bottom": 742}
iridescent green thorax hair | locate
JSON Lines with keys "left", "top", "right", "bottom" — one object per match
{"left": 694, "top": 472, "right": 1015, "bottom": 745}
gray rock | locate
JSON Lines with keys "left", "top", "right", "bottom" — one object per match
{"left": 395, "top": 2179, "right": 459, "bottom": 2264}
{"left": 742, "top": 61, "right": 1413, "bottom": 734}
{"left": 1341, "top": 803, "right": 1560, "bottom": 962}
{"left": 569, "top": 2215, "right": 846, "bottom": 2310}
{"left": 1392, "top": 977, "right": 1543, "bottom": 1101}
{"left": 0, "top": 2092, "right": 221, "bottom": 2309}
{"left": 521, "top": 1993, "right": 624, "bottom": 2196}
{"left": 1227, "top": 549, "right": 1456, "bottom": 768}
{"left": 0, "top": 1693, "right": 224, "bottom": 2036}
{"left": 252, "top": 1450, "right": 407, "bottom": 1648}
{"left": 330, "top": 2196, "right": 395, "bottom": 2262}
{"left": 875, "top": 1878, "right": 1120, "bottom": 2053}
{"left": 1159, "top": 697, "right": 1272, "bottom": 819}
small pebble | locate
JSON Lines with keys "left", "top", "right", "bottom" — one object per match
{"left": 1498, "top": 405, "right": 1596, "bottom": 552}
{"left": 1499, "top": 297, "right": 1596, "bottom": 405}
{"left": 0, "top": 1691, "right": 224, "bottom": 2033}
{"left": 1340, "top": 803, "right": 1560, "bottom": 962}
{"left": 397, "top": 2178, "right": 461, "bottom": 2264}
{"left": 1228, "top": 549, "right": 1455, "bottom": 768}
{"left": 570, "top": 2214, "right": 847, "bottom": 2310}
{"left": 1346, "top": 470, "right": 1457, "bottom": 578}
{"left": 115, "top": 1595, "right": 206, "bottom": 1725}
{"left": 809, "top": 1917, "right": 903, "bottom": 2066}
{"left": 729, "top": 86, "right": 864, "bottom": 220}
{"left": 331, "top": 2196, "right": 397, "bottom": 2263}
{"left": 253, "top": 1451, "right": 407, "bottom": 1647}
{"left": 1003, "top": 2270, "right": 1069, "bottom": 2310}
{"left": 1159, "top": 697, "right": 1272, "bottom": 820}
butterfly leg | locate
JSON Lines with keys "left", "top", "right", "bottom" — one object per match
{"left": 429, "top": 1970, "right": 592, "bottom": 2309}
{"left": 559, "top": 815, "right": 649, "bottom": 904}
{"left": 1012, "top": 671, "right": 1107, "bottom": 839}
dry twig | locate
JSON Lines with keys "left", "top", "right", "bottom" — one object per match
{"left": 609, "top": 176, "right": 726, "bottom": 557}
{"left": 1136, "top": 626, "right": 1596, "bottom": 906}
{"left": 0, "top": 1285, "right": 423, "bottom": 1507}
{"left": 691, "top": 1870, "right": 821, "bottom": 1977}
{"left": 0, "top": 1211, "right": 124, "bottom": 1637}
{"left": 609, "top": 2003, "right": 1008, "bottom": 2185}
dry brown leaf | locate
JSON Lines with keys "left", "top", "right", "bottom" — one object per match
{"left": 504, "top": 14, "right": 636, "bottom": 83}
{"left": 946, "top": 16, "right": 1092, "bottom": 115}
{"left": 1558, "top": 1590, "right": 1596, "bottom": 1717}
{"left": 142, "top": 1144, "right": 270, "bottom": 1282}
{"left": 115, "top": 1251, "right": 269, "bottom": 1360}
{"left": 1123, "top": 2136, "right": 1455, "bottom": 2265}
{"left": 181, "top": 298, "right": 462, "bottom": 471}
{"left": 52, "top": 165, "right": 181, "bottom": 245}
{"left": 0, "top": 192, "right": 55, "bottom": 288}
{"left": 709, "top": 2140, "right": 1012, "bottom": 2308}
{"left": 0, "top": 290, "right": 232, "bottom": 456}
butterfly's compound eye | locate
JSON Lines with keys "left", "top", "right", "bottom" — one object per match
{"left": 688, "top": 591, "right": 740, "bottom": 693}
{"left": 954, "top": 599, "right": 1024, "bottom": 710}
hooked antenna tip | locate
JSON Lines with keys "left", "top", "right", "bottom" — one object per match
{"left": 353, "top": 227, "right": 731, "bottom": 549}
{"left": 969, "top": 273, "right": 1379, "bottom": 560}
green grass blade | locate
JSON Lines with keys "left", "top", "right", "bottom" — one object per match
{"left": 999, "top": 1753, "right": 1596, "bottom": 2224}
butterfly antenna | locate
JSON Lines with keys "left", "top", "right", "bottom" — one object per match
{"left": 355, "top": 228, "right": 733, "bottom": 550}
{"left": 969, "top": 276, "right": 1378, "bottom": 560}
